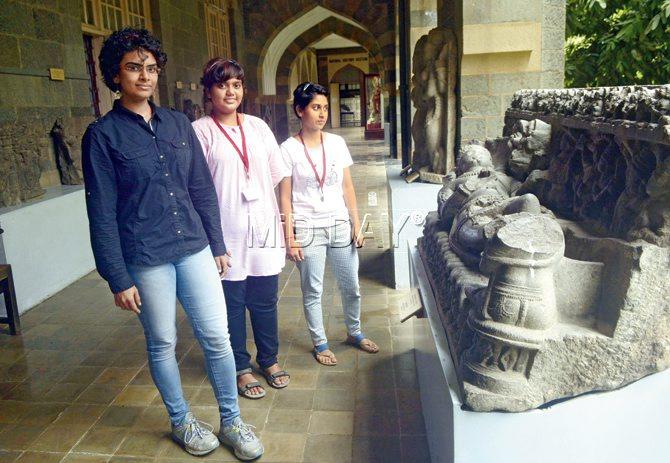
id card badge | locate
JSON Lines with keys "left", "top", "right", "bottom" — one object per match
{"left": 241, "top": 181, "right": 260, "bottom": 202}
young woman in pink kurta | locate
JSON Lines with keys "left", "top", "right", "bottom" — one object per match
{"left": 192, "top": 58, "right": 290, "bottom": 399}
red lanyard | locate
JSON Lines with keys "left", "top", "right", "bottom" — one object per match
{"left": 213, "top": 113, "right": 249, "bottom": 176}
{"left": 298, "top": 131, "right": 326, "bottom": 192}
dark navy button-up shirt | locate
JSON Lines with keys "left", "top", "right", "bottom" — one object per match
{"left": 82, "top": 100, "right": 226, "bottom": 293}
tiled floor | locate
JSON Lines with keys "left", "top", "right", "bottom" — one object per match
{"left": 0, "top": 128, "right": 430, "bottom": 462}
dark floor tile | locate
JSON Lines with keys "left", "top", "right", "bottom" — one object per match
{"left": 353, "top": 408, "right": 399, "bottom": 436}
{"left": 352, "top": 436, "right": 402, "bottom": 463}
{"left": 401, "top": 435, "right": 431, "bottom": 462}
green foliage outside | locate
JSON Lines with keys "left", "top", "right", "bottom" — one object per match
{"left": 565, "top": 0, "right": 670, "bottom": 87}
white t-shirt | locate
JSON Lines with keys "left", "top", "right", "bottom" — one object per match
{"left": 280, "top": 133, "right": 353, "bottom": 228}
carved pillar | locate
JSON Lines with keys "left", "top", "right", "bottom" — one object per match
{"left": 463, "top": 214, "right": 564, "bottom": 398}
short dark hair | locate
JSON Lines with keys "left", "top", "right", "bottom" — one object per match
{"left": 201, "top": 58, "right": 245, "bottom": 91}
{"left": 99, "top": 27, "right": 167, "bottom": 92}
{"left": 292, "top": 82, "right": 328, "bottom": 118}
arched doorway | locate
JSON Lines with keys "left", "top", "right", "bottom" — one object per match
{"left": 330, "top": 64, "right": 366, "bottom": 128}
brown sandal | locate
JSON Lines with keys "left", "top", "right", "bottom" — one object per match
{"left": 313, "top": 345, "right": 338, "bottom": 366}
{"left": 346, "top": 335, "right": 379, "bottom": 354}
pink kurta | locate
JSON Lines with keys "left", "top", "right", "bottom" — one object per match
{"left": 192, "top": 114, "right": 289, "bottom": 281}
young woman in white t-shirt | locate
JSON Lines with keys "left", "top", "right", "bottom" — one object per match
{"left": 278, "top": 82, "right": 379, "bottom": 366}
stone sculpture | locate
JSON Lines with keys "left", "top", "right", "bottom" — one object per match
{"left": 421, "top": 85, "right": 670, "bottom": 412}
{"left": 50, "top": 119, "right": 83, "bottom": 186}
{"left": 410, "top": 27, "right": 458, "bottom": 179}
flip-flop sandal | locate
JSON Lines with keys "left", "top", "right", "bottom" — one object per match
{"left": 313, "top": 343, "right": 338, "bottom": 366}
{"left": 264, "top": 369, "right": 291, "bottom": 389}
{"left": 237, "top": 381, "right": 266, "bottom": 399}
{"left": 346, "top": 334, "right": 379, "bottom": 354}
{"left": 236, "top": 369, "right": 266, "bottom": 399}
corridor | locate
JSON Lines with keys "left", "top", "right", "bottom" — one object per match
{"left": 0, "top": 128, "right": 430, "bottom": 462}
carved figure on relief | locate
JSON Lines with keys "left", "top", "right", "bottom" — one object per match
{"left": 410, "top": 28, "right": 457, "bottom": 175}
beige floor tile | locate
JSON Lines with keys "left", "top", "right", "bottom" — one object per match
{"left": 317, "top": 371, "right": 355, "bottom": 389}
{"left": 308, "top": 411, "right": 354, "bottom": 435}
{"left": 73, "top": 424, "right": 128, "bottom": 454}
{"left": 29, "top": 423, "right": 90, "bottom": 452}
{"left": 313, "top": 388, "right": 355, "bottom": 411}
{"left": 94, "top": 368, "right": 141, "bottom": 386}
{"left": 18, "top": 403, "right": 68, "bottom": 427}
{"left": 303, "top": 434, "right": 352, "bottom": 463}
{"left": 284, "top": 370, "right": 318, "bottom": 389}
{"left": 60, "top": 366, "right": 105, "bottom": 385}
{"left": 114, "top": 429, "right": 166, "bottom": 457}
{"left": 98, "top": 406, "right": 143, "bottom": 428}
{"left": 15, "top": 451, "right": 66, "bottom": 462}
{"left": 272, "top": 389, "right": 315, "bottom": 411}
{"left": 0, "top": 424, "right": 45, "bottom": 450}
{"left": 62, "top": 453, "right": 111, "bottom": 462}
{"left": 131, "top": 406, "right": 169, "bottom": 429}
{"left": 256, "top": 431, "right": 306, "bottom": 462}
{"left": 54, "top": 404, "right": 107, "bottom": 427}
{"left": 75, "top": 383, "right": 125, "bottom": 405}
{"left": 265, "top": 408, "right": 311, "bottom": 433}
{"left": 112, "top": 386, "right": 159, "bottom": 407}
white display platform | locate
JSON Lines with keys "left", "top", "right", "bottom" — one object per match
{"left": 386, "top": 164, "right": 441, "bottom": 288}
{"left": 0, "top": 186, "right": 95, "bottom": 314}
{"left": 409, "top": 244, "right": 670, "bottom": 463}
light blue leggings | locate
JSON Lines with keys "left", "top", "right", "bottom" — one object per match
{"left": 296, "top": 222, "right": 362, "bottom": 348}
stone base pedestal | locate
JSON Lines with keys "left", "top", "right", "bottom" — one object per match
{"left": 409, "top": 244, "right": 670, "bottom": 463}
{"left": 387, "top": 165, "right": 441, "bottom": 288}
{"left": 0, "top": 186, "right": 95, "bottom": 314}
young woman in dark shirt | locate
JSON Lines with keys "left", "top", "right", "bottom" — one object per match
{"left": 82, "top": 28, "right": 262, "bottom": 460}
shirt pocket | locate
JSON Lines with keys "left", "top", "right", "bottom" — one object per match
{"left": 170, "top": 138, "right": 191, "bottom": 176}
{"left": 114, "top": 142, "right": 156, "bottom": 185}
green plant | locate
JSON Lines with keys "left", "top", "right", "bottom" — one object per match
{"left": 565, "top": 0, "right": 670, "bottom": 87}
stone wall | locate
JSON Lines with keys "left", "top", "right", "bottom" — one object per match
{"left": 153, "top": 0, "right": 210, "bottom": 111}
{"left": 0, "top": 0, "right": 93, "bottom": 208}
{"left": 459, "top": 0, "right": 565, "bottom": 142}
{"left": 507, "top": 85, "right": 670, "bottom": 248}
{"left": 235, "top": 1, "right": 396, "bottom": 140}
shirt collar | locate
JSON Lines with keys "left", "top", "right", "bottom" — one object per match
{"left": 112, "top": 99, "right": 163, "bottom": 121}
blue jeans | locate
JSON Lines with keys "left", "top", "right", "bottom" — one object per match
{"left": 222, "top": 275, "right": 279, "bottom": 372}
{"left": 127, "top": 246, "right": 239, "bottom": 426}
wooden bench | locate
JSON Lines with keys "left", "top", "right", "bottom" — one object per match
{"left": 0, "top": 264, "right": 20, "bottom": 335}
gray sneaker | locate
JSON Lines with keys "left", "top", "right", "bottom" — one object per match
{"left": 219, "top": 416, "right": 264, "bottom": 460}
{"left": 171, "top": 412, "right": 220, "bottom": 456}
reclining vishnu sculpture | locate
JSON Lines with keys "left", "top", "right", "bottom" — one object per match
{"left": 421, "top": 86, "right": 670, "bottom": 412}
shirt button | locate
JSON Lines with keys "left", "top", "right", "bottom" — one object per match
{"left": 159, "top": 155, "right": 164, "bottom": 159}
{"left": 152, "top": 136, "right": 156, "bottom": 139}
{"left": 173, "top": 211, "right": 177, "bottom": 215}
{"left": 177, "top": 230, "right": 182, "bottom": 234}
{"left": 165, "top": 173, "right": 169, "bottom": 177}
{"left": 169, "top": 192, "right": 174, "bottom": 196}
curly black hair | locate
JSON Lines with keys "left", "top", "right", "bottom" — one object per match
{"left": 292, "top": 82, "right": 328, "bottom": 118}
{"left": 98, "top": 27, "right": 167, "bottom": 92}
